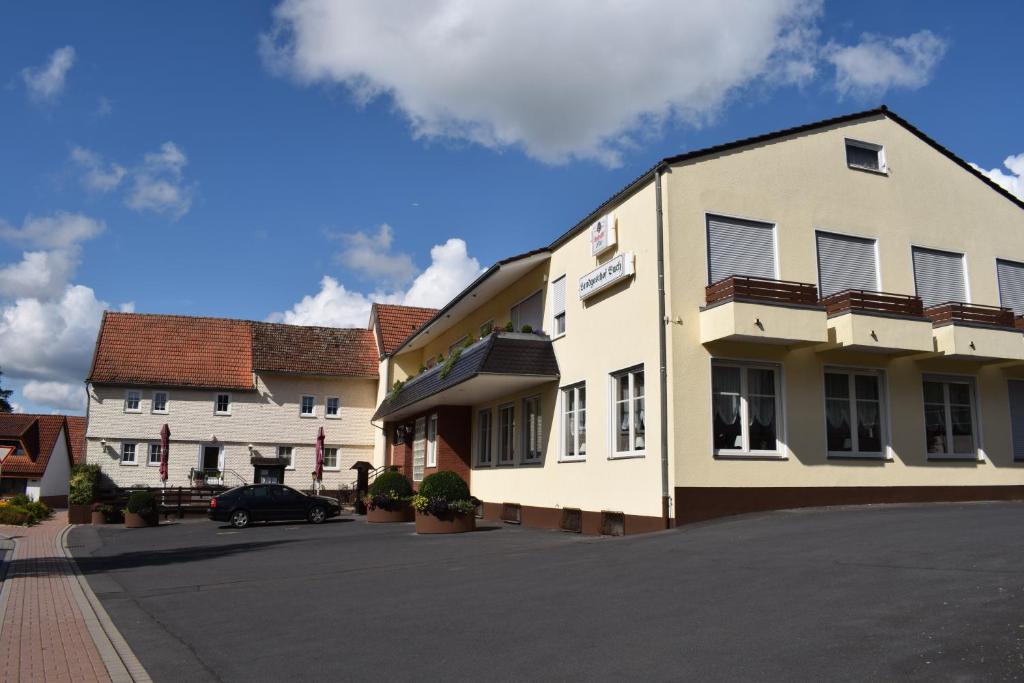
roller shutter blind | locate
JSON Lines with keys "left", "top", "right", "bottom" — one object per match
{"left": 912, "top": 247, "right": 966, "bottom": 308}
{"left": 816, "top": 232, "right": 879, "bottom": 297}
{"left": 1009, "top": 380, "right": 1024, "bottom": 460}
{"left": 706, "top": 215, "right": 776, "bottom": 284}
{"left": 552, "top": 276, "right": 566, "bottom": 317}
{"left": 996, "top": 259, "right": 1024, "bottom": 315}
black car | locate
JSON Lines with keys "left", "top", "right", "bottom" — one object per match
{"left": 208, "top": 484, "right": 341, "bottom": 528}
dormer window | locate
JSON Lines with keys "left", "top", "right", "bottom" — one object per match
{"left": 845, "top": 139, "right": 886, "bottom": 173}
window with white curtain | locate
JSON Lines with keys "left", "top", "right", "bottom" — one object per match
{"left": 426, "top": 413, "right": 438, "bottom": 467}
{"left": 497, "top": 404, "right": 515, "bottom": 464}
{"left": 561, "top": 383, "right": 586, "bottom": 461}
{"left": 612, "top": 367, "right": 645, "bottom": 456}
{"left": 824, "top": 369, "right": 885, "bottom": 458}
{"left": 922, "top": 377, "right": 978, "bottom": 459}
{"left": 522, "top": 396, "right": 543, "bottom": 462}
{"left": 477, "top": 409, "right": 493, "bottom": 465}
{"left": 412, "top": 417, "right": 426, "bottom": 481}
{"left": 711, "top": 361, "right": 781, "bottom": 456}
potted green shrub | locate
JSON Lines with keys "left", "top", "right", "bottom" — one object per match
{"left": 366, "top": 470, "right": 414, "bottom": 523}
{"left": 411, "top": 471, "right": 476, "bottom": 534}
{"left": 123, "top": 490, "right": 159, "bottom": 528}
{"left": 68, "top": 464, "right": 100, "bottom": 524}
{"left": 91, "top": 503, "right": 119, "bottom": 525}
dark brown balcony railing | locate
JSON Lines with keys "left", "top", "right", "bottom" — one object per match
{"left": 705, "top": 275, "right": 819, "bottom": 307}
{"left": 1016, "top": 316, "right": 1024, "bottom": 331}
{"left": 924, "top": 302, "right": 1016, "bottom": 328}
{"left": 820, "top": 289, "right": 925, "bottom": 318}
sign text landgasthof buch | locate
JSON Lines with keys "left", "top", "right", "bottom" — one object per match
{"left": 578, "top": 252, "right": 634, "bottom": 300}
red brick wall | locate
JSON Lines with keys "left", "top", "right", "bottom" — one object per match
{"left": 385, "top": 406, "right": 472, "bottom": 490}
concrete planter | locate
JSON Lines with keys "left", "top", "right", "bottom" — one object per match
{"left": 367, "top": 503, "right": 414, "bottom": 523}
{"left": 68, "top": 504, "right": 92, "bottom": 525}
{"left": 90, "top": 510, "right": 107, "bottom": 525}
{"left": 123, "top": 511, "right": 159, "bottom": 528}
{"left": 415, "top": 510, "right": 475, "bottom": 534}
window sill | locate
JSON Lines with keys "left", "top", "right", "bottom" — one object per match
{"left": 847, "top": 164, "right": 889, "bottom": 176}
{"left": 558, "top": 456, "right": 586, "bottom": 463}
{"left": 609, "top": 452, "right": 645, "bottom": 460}
{"left": 151, "top": 411, "right": 168, "bottom": 416}
{"left": 120, "top": 461, "right": 138, "bottom": 467}
{"left": 927, "top": 453, "right": 983, "bottom": 462}
{"left": 714, "top": 452, "right": 787, "bottom": 460}
{"left": 551, "top": 332, "right": 566, "bottom": 341}
{"left": 214, "top": 412, "right": 231, "bottom": 417}
{"left": 146, "top": 462, "right": 161, "bottom": 467}
{"left": 827, "top": 452, "right": 887, "bottom": 460}
{"left": 325, "top": 415, "right": 341, "bottom": 420}
{"left": 124, "top": 410, "right": 142, "bottom": 414}
{"left": 519, "top": 460, "right": 544, "bottom": 466}
{"left": 322, "top": 467, "right": 341, "bottom": 472}
{"left": 300, "top": 414, "right": 317, "bottom": 419}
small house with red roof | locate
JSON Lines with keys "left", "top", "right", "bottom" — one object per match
{"left": 0, "top": 414, "right": 82, "bottom": 506}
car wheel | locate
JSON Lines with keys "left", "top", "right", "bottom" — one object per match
{"left": 230, "top": 509, "right": 250, "bottom": 529}
{"left": 308, "top": 505, "right": 326, "bottom": 524}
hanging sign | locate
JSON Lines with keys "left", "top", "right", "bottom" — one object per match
{"left": 590, "top": 213, "right": 617, "bottom": 256}
{"left": 579, "top": 252, "right": 634, "bottom": 300}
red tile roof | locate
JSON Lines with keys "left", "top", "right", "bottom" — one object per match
{"left": 0, "top": 414, "right": 72, "bottom": 478}
{"left": 252, "top": 323, "right": 378, "bottom": 378}
{"left": 88, "top": 312, "right": 254, "bottom": 391}
{"left": 88, "top": 312, "right": 380, "bottom": 389}
{"left": 371, "top": 304, "right": 438, "bottom": 357}
{"left": 65, "top": 416, "right": 87, "bottom": 465}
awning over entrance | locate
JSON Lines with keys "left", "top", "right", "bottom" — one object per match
{"left": 373, "top": 332, "right": 560, "bottom": 422}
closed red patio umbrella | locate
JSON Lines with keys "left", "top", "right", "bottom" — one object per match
{"left": 159, "top": 423, "right": 170, "bottom": 484}
{"left": 313, "top": 426, "right": 325, "bottom": 491}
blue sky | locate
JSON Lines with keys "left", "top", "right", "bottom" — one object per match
{"left": 1, "top": 0, "right": 1022, "bottom": 414}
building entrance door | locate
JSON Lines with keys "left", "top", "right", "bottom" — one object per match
{"left": 201, "top": 445, "right": 220, "bottom": 470}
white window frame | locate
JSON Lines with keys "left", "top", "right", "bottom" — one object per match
{"left": 813, "top": 228, "right": 882, "bottom": 295}
{"left": 214, "top": 393, "right": 231, "bottom": 416}
{"left": 610, "top": 366, "right": 646, "bottom": 458}
{"left": 476, "top": 409, "right": 493, "bottom": 466}
{"left": 322, "top": 446, "right": 340, "bottom": 471}
{"left": 300, "top": 395, "right": 316, "bottom": 418}
{"left": 151, "top": 390, "right": 169, "bottom": 415}
{"left": 278, "top": 445, "right": 295, "bottom": 470}
{"left": 822, "top": 367, "right": 889, "bottom": 460}
{"left": 124, "top": 389, "right": 142, "bottom": 414}
{"left": 197, "top": 444, "right": 223, "bottom": 473}
{"left": 147, "top": 442, "right": 162, "bottom": 467}
{"left": 921, "top": 374, "right": 982, "bottom": 461}
{"left": 120, "top": 442, "right": 138, "bottom": 465}
{"left": 911, "top": 244, "right": 972, "bottom": 306}
{"left": 560, "top": 382, "right": 586, "bottom": 462}
{"left": 844, "top": 138, "right": 888, "bottom": 174}
{"left": 426, "top": 413, "right": 438, "bottom": 468}
{"left": 325, "top": 396, "right": 341, "bottom": 419}
{"left": 412, "top": 417, "right": 426, "bottom": 482}
{"left": 497, "top": 403, "right": 515, "bottom": 465}
{"left": 521, "top": 395, "right": 543, "bottom": 463}
{"left": 710, "top": 359, "right": 785, "bottom": 459}
{"left": 551, "top": 275, "right": 567, "bottom": 339}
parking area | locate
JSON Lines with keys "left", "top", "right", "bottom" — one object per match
{"left": 68, "top": 502, "right": 1024, "bottom": 682}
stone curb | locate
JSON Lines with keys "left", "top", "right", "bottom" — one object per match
{"left": 58, "top": 524, "right": 153, "bottom": 683}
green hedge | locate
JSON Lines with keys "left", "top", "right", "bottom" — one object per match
{"left": 368, "top": 470, "right": 413, "bottom": 498}
{"left": 0, "top": 498, "right": 51, "bottom": 525}
{"left": 68, "top": 463, "right": 102, "bottom": 505}
{"left": 126, "top": 490, "right": 156, "bottom": 515}
{"left": 419, "top": 470, "right": 470, "bottom": 502}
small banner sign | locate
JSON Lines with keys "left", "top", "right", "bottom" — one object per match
{"left": 579, "top": 252, "right": 634, "bottom": 300}
{"left": 590, "top": 213, "right": 617, "bottom": 256}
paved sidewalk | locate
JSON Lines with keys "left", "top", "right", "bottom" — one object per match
{"left": 0, "top": 512, "right": 111, "bottom": 683}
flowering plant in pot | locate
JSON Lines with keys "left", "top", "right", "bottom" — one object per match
{"left": 410, "top": 471, "right": 476, "bottom": 534}
{"left": 365, "top": 470, "right": 414, "bottom": 523}
{"left": 123, "top": 490, "right": 159, "bottom": 528}
{"left": 68, "top": 464, "right": 100, "bottom": 524}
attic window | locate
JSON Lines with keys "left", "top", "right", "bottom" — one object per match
{"left": 845, "top": 139, "right": 886, "bottom": 174}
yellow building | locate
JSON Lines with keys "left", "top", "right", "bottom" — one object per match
{"left": 372, "top": 107, "right": 1024, "bottom": 534}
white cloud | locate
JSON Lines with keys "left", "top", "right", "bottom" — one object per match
{"left": 0, "top": 212, "right": 105, "bottom": 249}
{"left": 826, "top": 30, "right": 947, "bottom": 99}
{"left": 971, "top": 154, "right": 1024, "bottom": 201}
{"left": 21, "top": 45, "right": 76, "bottom": 103}
{"left": 125, "top": 142, "right": 195, "bottom": 218}
{"left": 0, "top": 249, "right": 80, "bottom": 300}
{"left": 0, "top": 284, "right": 110, "bottom": 384}
{"left": 70, "top": 147, "right": 127, "bottom": 192}
{"left": 262, "top": 0, "right": 825, "bottom": 166}
{"left": 269, "top": 236, "right": 483, "bottom": 326}
{"left": 21, "top": 380, "right": 86, "bottom": 413}
{"left": 334, "top": 224, "right": 417, "bottom": 286}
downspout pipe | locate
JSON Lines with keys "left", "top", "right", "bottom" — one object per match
{"left": 654, "top": 163, "right": 672, "bottom": 528}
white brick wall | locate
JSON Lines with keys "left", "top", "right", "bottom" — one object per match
{"left": 86, "top": 372, "right": 378, "bottom": 489}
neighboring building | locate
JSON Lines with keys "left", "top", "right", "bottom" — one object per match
{"left": 85, "top": 312, "right": 380, "bottom": 490}
{"left": 0, "top": 414, "right": 82, "bottom": 506}
{"left": 373, "top": 106, "right": 1024, "bottom": 534}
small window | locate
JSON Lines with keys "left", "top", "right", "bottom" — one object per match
{"left": 480, "top": 320, "right": 494, "bottom": 337}
{"left": 477, "top": 409, "right": 493, "bottom": 465}
{"left": 278, "top": 446, "right": 293, "bottom": 469}
{"left": 148, "top": 443, "right": 162, "bottom": 466}
{"left": 612, "top": 367, "right": 645, "bottom": 456}
{"left": 824, "top": 370, "right": 886, "bottom": 458}
{"left": 322, "top": 447, "right": 338, "bottom": 469}
{"left": 121, "top": 443, "right": 137, "bottom": 464}
{"left": 215, "top": 393, "right": 231, "bottom": 415}
{"left": 561, "top": 383, "right": 587, "bottom": 461}
{"left": 552, "top": 275, "right": 566, "bottom": 336}
{"left": 711, "top": 361, "right": 780, "bottom": 456}
{"left": 325, "top": 397, "right": 340, "bottom": 418}
{"left": 300, "top": 395, "right": 316, "bottom": 417}
{"left": 412, "top": 417, "right": 426, "bottom": 481}
{"left": 151, "top": 391, "right": 168, "bottom": 414}
{"left": 498, "top": 404, "right": 515, "bottom": 464}
{"left": 426, "top": 413, "right": 438, "bottom": 468}
{"left": 124, "top": 390, "right": 141, "bottom": 413}
{"left": 522, "top": 396, "right": 543, "bottom": 463}
{"left": 923, "top": 377, "right": 978, "bottom": 459}
{"left": 845, "top": 139, "right": 885, "bottom": 173}
{"left": 511, "top": 290, "right": 543, "bottom": 332}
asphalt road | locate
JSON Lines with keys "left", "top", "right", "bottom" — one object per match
{"left": 68, "top": 503, "right": 1024, "bottom": 682}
